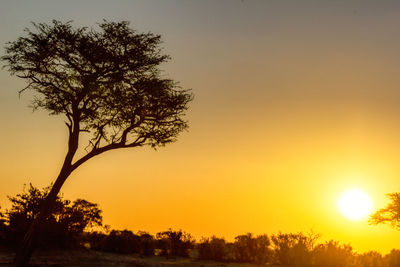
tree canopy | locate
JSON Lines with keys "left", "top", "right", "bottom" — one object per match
{"left": 2, "top": 20, "right": 192, "bottom": 266}
{"left": 2, "top": 20, "right": 192, "bottom": 166}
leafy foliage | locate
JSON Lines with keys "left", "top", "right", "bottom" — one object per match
{"left": 2, "top": 20, "right": 192, "bottom": 264}
{"left": 2, "top": 20, "right": 193, "bottom": 166}
{"left": 4, "top": 184, "right": 102, "bottom": 248}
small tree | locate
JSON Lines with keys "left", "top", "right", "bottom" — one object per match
{"left": 198, "top": 236, "right": 228, "bottom": 262}
{"left": 101, "top": 230, "right": 141, "bottom": 254}
{"left": 233, "top": 233, "right": 272, "bottom": 264}
{"left": 271, "top": 232, "right": 318, "bottom": 266}
{"left": 369, "top": 193, "right": 400, "bottom": 229}
{"left": 61, "top": 199, "right": 103, "bottom": 234}
{"left": 156, "top": 229, "right": 195, "bottom": 257}
{"left": 313, "top": 241, "right": 354, "bottom": 267}
{"left": 5, "top": 184, "right": 102, "bottom": 248}
{"left": 2, "top": 20, "right": 192, "bottom": 266}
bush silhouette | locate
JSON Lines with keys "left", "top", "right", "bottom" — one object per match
{"left": 156, "top": 229, "right": 194, "bottom": 257}
{"left": 233, "top": 233, "right": 272, "bottom": 264}
{"left": 3, "top": 184, "right": 102, "bottom": 248}
{"left": 1, "top": 187, "right": 399, "bottom": 267}
{"left": 270, "top": 232, "right": 319, "bottom": 266}
{"left": 137, "top": 231, "right": 155, "bottom": 256}
{"left": 198, "top": 236, "right": 229, "bottom": 261}
{"left": 100, "top": 230, "right": 141, "bottom": 254}
{"left": 313, "top": 240, "right": 354, "bottom": 267}
{"left": 357, "top": 251, "right": 384, "bottom": 267}
{"left": 385, "top": 249, "right": 400, "bottom": 267}
{"left": 2, "top": 19, "right": 193, "bottom": 265}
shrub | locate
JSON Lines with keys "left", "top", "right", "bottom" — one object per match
{"left": 198, "top": 236, "right": 228, "bottom": 261}
{"left": 385, "top": 249, "right": 400, "bottom": 267}
{"left": 138, "top": 231, "right": 155, "bottom": 256}
{"left": 233, "top": 233, "right": 272, "bottom": 264}
{"left": 271, "top": 232, "right": 317, "bottom": 266}
{"left": 313, "top": 240, "right": 354, "bottom": 267}
{"left": 4, "top": 184, "right": 102, "bottom": 248}
{"left": 156, "top": 229, "right": 195, "bottom": 257}
{"left": 357, "top": 251, "right": 384, "bottom": 267}
{"left": 100, "top": 230, "right": 141, "bottom": 254}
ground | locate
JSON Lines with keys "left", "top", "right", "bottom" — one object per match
{"left": 0, "top": 249, "right": 267, "bottom": 267}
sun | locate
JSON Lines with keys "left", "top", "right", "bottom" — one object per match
{"left": 337, "top": 188, "right": 373, "bottom": 221}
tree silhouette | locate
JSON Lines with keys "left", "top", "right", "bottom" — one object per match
{"left": 2, "top": 20, "right": 192, "bottom": 266}
{"left": 156, "top": 229, "right": 195, "bottom": 257}
{"left": 369, "top": 193, "right": 400, "bottom": 230}
{"left": 5, "top": 183, "right": 102, "bottom": 248}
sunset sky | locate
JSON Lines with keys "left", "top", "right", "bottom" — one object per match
{"left": 1, "top": 0, "right": 400, "bottom": 253}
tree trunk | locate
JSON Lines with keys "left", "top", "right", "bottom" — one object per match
{"left": 14, "top": 114, "right": 80, "bottom": 266}
{"left": 14, "top": 167, "right": 72, "bottom": 266}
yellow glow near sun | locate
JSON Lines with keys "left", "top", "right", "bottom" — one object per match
{"left": 337, "top": 188, "right": 373, "bottom": 221}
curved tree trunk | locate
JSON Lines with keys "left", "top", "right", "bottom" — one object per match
{"left": 14, "top": 167, "right": 72, "bottom": 266}
{"left": 14, "top": 121, "right": 79, "bottom": 266}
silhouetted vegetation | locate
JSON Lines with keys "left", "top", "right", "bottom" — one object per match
{"left": 313, "top": 241, "right": 354, "bottom": 267}
{"left": 86, "top": 230, "right": 155, "bottom": 256}
{"left": 271, "top": 232, "right": 319, "bottom": 266}
{"left": 97, "top": 230, "right": 141, "bottom": 254}
{"left": 197, "top": 236, "right": 231, "bottom": 262}
{"left": 370, "top": 193, "right": 400, "bottom": 230}
{"left": 2, "top": 19, "right": 192, "bottom": 265}
{"left": 156, "top": 229, "right": 195, "bottom": 258}
{"left": 232, "top": 233, "right": 272, "bottom": 264}
{"left": 0, "top": 184, "right": 102, "bottom": 249}
{"left": 384, "top": 249, "right": 400, "bottom": 267}
{"left": 2, "top": 186, "right": 400, "bottom": 267}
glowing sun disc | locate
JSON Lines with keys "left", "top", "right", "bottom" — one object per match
{"left": 337, "top": 188, "right": 373, "bottom": 221}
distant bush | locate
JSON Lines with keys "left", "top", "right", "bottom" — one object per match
{"left": 85, "top": 231, "right": 107, "bottom": 251}
{"left": 137, "top": 231, "right": 155, "bottom": 256}
{"left": 2, "top": 184, "right": 400, "bottom": 267}
{"left": 233, "top": 233, "right": 272, "bottom": 264}
{"left": 156, "top": 229, "right": 195, "bottom": 257}
{"left": 198, "top": 236, "right": 229, "bottom": 261}
{"left": 271, "top": 232, "right": 318, "bottom": 266}
{"left": 385, "top": 249, "right": 400, "bottom": 267}
{"left": 100, "top": 230, "right": 141, "bottom": 254}
{"left": 86, "top": 230, "right": 155, "bottom": 256}
{"left": 356, "top": 251, "right": 384, "bottom": 267}
{"left": 313, "top": 240, "right": 354, "bottom": 267}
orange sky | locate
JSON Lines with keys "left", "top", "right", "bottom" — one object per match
{"left": 1, "top": 0, "right": 400, "bottom": 253}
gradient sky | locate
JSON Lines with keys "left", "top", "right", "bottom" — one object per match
{"left": 1, "top": 0, "right": 400, "bottom": 253}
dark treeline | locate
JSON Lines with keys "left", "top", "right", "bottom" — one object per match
{"left": 1, "top": 185, "right": 399, "bottom": 267}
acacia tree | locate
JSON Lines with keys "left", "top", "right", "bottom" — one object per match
{"left": 369, "top": 193, "right": 400, "bottom": 229}
{"left": 2, "top": 20, "right": 192, "bottom": 266}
